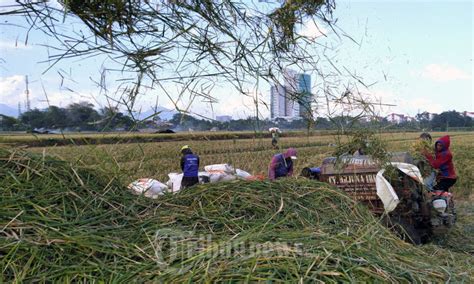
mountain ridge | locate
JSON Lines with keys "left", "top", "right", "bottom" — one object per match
{"left": 0, "top": 104, "right": 18, "bottom": 117}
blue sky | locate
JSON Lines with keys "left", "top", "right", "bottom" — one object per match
{"left": 0, "top": 0, "right": 472, "bottom": 119}
{"left": 331, "top": 0, "right": 472, "bottom": 116}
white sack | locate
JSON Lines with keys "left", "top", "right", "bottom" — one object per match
{"left": 375, "top": 162, "right": 423, "bottom": 213}
{"left": 198, "top": 171, "right": 211, "bottom": 183}
{"left": 375, "top": 170, "right": 400, "bottom": 213}
{"left": 235, "top": 169, "right": 252, "bottom": 179}
{"left": 220, "top": 173, "right": 236, "bottom": 182}
{"left": 203, "top": 170, "right": 237, "bottom": 183}
{"left": 167, "top": 173, "right": 183, "bottom": 193}
{"left": 208, "top": 171, "right": 226, "bottom": 183}
{"left": 128, "top": 178, "right": 168, "bottom": 199}
{"left": 390, "top": 162, "right": 424, "bottom": 184}
{"left": 204, "top": 164, "right": 234, "bottom": 173}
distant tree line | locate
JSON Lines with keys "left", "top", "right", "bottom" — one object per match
{"left": 0, "top": 102, "right": 134, "bottom": 132}
{"left": 0, "top": 103, "right": 472, "bottom": 132}
{"left": 414, "top": 111, "right": 473, "bottom": 131}
{"left": 168, "top": 110, "right": 473, "bottom": 132}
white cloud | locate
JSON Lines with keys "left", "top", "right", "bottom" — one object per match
{"left": 0, "top": 75, "right": 25, "bottom": 106}
{"left": 139, "top": 84, "right": 271, "bottom": 120}
{"left": 299, "top": 20, "right": 328, "bottom": 40}
{"left": 35, "top": 91, "right": 97, "bottom": 109}
{"left": 214, "top": 91, "right": 270, "bottom": 119}
{"left": 0, "top": 75, "right": 97, "bottom": 110}
{"left": 419, "top": 64, "right": 471, "bottom": 82}
{"left": 179, "top": 91, "right": 269, "bottom": 120}
{"left": 0, "top": 75, "right": 268, "bottom": 119}
{"left": 371, "top": 89, "right": 443, "bottom": 115}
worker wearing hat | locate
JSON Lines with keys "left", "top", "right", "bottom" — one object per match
{"left": 268, "top": 148, "right": 297, "bottom": 180}
{"left": 180, "top": 145, "right": 200, "bottom": 188}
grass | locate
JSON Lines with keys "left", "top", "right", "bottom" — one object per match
{"left": 1, "top": 148, "right": 472, "bottom": 282}
{"left": 0, "top": 130, "right": 338, "bottom": 147}
{"left": 1, "top": 131, "right": 473, "bottom": 282}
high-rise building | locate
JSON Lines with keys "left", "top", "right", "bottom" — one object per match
{"left": 270, "top": 83, "right": 286, "bottom": 119}
{"left": 270, "top": 71, "right": 312, "bottom": 120}
{"left": 296, "top": 73, "right": 312, "bottom": 119}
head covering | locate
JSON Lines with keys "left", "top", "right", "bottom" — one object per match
{"left": 181, "top": 145, "right": 192, "bottom": 154}
{"left": 435, "top": 135, "right": 451, "bottom": 152}
{"left": 284, "top": 148, "right": 297, "bottom": 160}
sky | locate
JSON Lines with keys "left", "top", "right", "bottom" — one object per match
{"left": 0, "top": 0, "right": 472, "bottom": 119}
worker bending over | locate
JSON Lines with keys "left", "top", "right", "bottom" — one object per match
{"left": 268, "top": 148, "right": 297, "bottom": 181}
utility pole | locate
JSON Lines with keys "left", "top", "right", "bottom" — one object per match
{"left": 25, "top": 75, "right": 31, "bottom": 111}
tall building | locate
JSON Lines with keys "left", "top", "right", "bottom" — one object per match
{"left": 296, "top": 73, "right": 312, "bottom": 119}
{"left": 270, "top": 83, "right": 286, "bottom": 119}
{"left": 270, "top": 71, "right": 312, "bottom": 120}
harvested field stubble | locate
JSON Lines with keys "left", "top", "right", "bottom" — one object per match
{"left": 22, "top": 132, "right": 473, "bottom": 203}
{"left": 1, "top": 149, "right": 473, "bottom": 282}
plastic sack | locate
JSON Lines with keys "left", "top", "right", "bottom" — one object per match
{"left": 204, "top": 170, "right": 236, "bottom": 183}
{"left": 235, "top": 169, "right": 252, "bottom": 179}
{"left": 167, "top": 173, "right": 183, "bottom": 193}
{"left": 375, "top": 170, "right": 400, "bottom": 213}
{"left": 128, "top": 178, "right": 168, "bottom": 199}
{"left": 220, "top": 173, "right": 236, "bottom": 182}
{"left": 207, "top": 171, "right": 226, "bottom": 183}
{"left": 204, "top": 164, "right": 234, "bottom": 173}
{"left": 198, "top": 171, "right": 211, "bottom": 183}
{"left": 375, "top": 162, "right": 425, "bottom": 213}
{"left": 390, "top": 162, "right": 424, "bottom": 184}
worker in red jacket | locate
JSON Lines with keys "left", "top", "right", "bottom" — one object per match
{"left": 423, "top": 135, "right": 457, "bottom": 192}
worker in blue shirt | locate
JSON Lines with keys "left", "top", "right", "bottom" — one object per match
{"left": 180, "top": 145, "right": 200, "bottom": 188}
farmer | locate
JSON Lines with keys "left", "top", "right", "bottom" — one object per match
{"left": 353, "top": 140, "right": 370, "bottom": 156}
{"left": 180, "top": 145, "right": 200, "bottom": 188}
{"left": 419, "top": 132, "right": 432, "bottom": 141}
{"left": 422, "top": 135, "right": 457, "bottom": 192}
{"left": 353, "top": 147, "right": 366, "bottom": 156}
{"left": 417, "top": 132, "right": 436, "bottom": 190}
{"left": 268, "top": 148, "right": 297, "bottom": 180}
{"left": 269, "top": 127, "right": 281, "bottom": 148}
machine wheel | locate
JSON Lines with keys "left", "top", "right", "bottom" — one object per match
{"left": 383, "top": 216, "right": 422, "bottom": 245}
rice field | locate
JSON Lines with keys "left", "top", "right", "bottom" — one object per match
{"left": 1, "top": 131, "right": 473, "bottom": 282}
{"left": 22, "top": 131, "right": 474, "bottom": 197}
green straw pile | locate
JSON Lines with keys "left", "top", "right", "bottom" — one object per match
{"left": 1, "top": 148, "right": 472, "bottom": 282}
